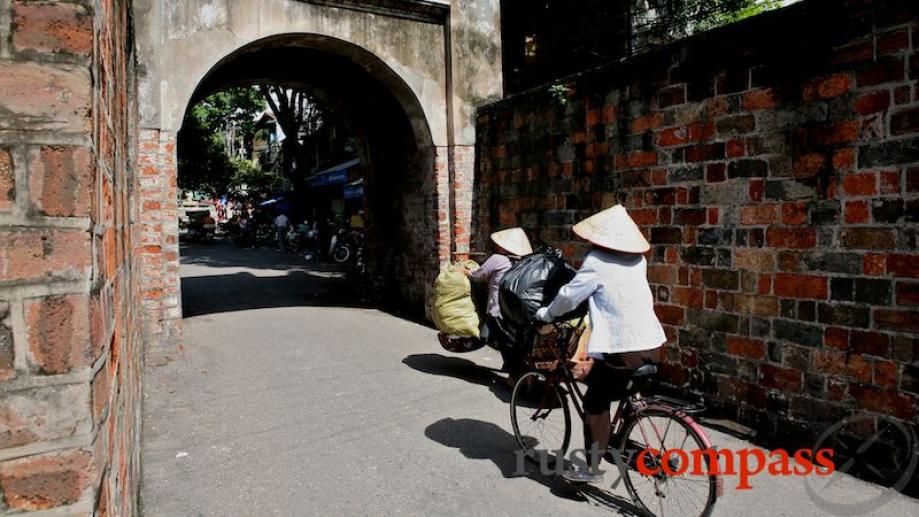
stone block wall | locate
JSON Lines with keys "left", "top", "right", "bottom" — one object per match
{"left": 0, "top": 0, "right": 142, "bottom": 514}
{"left": 475, "top": 0, "right": 919, "bottom": 444}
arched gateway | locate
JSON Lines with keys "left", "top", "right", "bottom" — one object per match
{"left": 135, "top": 0, "right": 503, "bottom": 359}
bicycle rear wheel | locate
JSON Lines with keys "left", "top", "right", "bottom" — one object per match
{"left": 510, "top": 371, "right": 571, "bottom": 465}
{"left": 617, "top": 408, "right": 718, "bottom": 517}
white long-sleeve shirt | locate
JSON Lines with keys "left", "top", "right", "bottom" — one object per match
{"left": 539, "top": 250, "right": 666, "bottom": 358}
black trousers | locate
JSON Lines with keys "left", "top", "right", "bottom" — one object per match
{"left": 481, "top": 316, "right": 527, "bottom": 375}
{"left": 582, "top": 347, "right": 664, "bottom": 415}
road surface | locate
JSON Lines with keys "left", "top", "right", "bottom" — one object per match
{"left": 140, "top": 242, "right": 919, "bottom": 516}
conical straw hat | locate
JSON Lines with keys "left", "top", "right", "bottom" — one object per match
{"left": 490, "top": 227, "right": 533, "bottom": 256}
{"left": 572, "top": 205, "right": 650, "bottom": 253}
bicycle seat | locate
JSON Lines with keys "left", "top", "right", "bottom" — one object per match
{"left": 632, "top": 364, "right": 658, "bottom": 378}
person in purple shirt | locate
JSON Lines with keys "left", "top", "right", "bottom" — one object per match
{"left": 465, "top": 227, "right": 533, "bottom": 378}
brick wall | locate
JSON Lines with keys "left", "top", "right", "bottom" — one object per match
{"left": 476, "top": 0, "right": 919, "bottom": 444}
{"left": 136, "top": 129, "right": 180, "bottom": 363}
{"left": 0, "top": 0, "right": 142, "bottom": 514}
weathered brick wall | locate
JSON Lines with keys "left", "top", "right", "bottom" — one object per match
{"left": 476, "top": 0, "right": 918, "bottom": 444}
{"left": 136, "top": 129, "right": 180, "bottom": 364}
{"left": 0, "top": 0, "right": 142, "bottom": 514}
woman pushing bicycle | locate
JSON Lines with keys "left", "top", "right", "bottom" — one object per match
{"left": 535, "top": 204, "right": 667, "bottom": 484}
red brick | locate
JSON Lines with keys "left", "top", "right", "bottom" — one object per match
{"left": 909, "top": 167, "right": 919, "bottom": 193}
{"left": 879, "top": 171, "right": 900, "bottom": 194}
{"left": 793, "top": 153, "right": 825, "bottom": 178}
{"left": 688, "top": 121, "right": 715, "bottom": 141}
{"left": 624, "top": 151, "right": 658, "bottom": 168}
{"left": 92, "top": 366, "right": 110, "bottom": 423}
{"left": 849, "top": 384, "right": 917, "bottom": 421}
{"left": 803, "top": 73, "right": 851, "bottom": 100}
{"left": 0, "top": 148, "right": 13, "bottom": 212}
{"left": 844, "top": 200, "right": 869, "bottom": 223}
{"left": 774, "top": 273, "right": 828, "bottom": 299}
{"left": 849, "top": 330, "right": 890, "bottom": 357}
{"left": 0, "top": 228, "right": 91, "bottom": 282}
{"left": 833, "top": 148, "right": 856, "bottom": 170}
{"left": 707, "top": 207, "right": 719, "bottom": 225}
{"left": 873, "top": 360, "right": 898, "bottom": 388}
{"left": 647, "top": 264, "right": 678, "bottom": 284}
{"left": 630, "top": 113, "right": 662, "bottom": 133}
{"left": 840, "top": 228, "right": 896, "bottom": 250}
{"left": 25, "top": 295, "right": 89, "bottom": 374}
{"left": 0, "top": 449, "right": 92, "bottom": 511}
{"left": 878, "top": 28, "right": 909, "bottom": 56}
{"left": 655, "top": 304, "right": 685, "bottom": 325}
{"left": 854, "top": 90, "right": 891, "bottom": 115}
{"left": 896, "top": 282, "right": 919, "bottom": 306}
{"left": 726, "top": 336, "right": 765, "bottom": 359}
{"left": 740, "top": 204, "right": 778, "bottom": 225}
{"left": 734, "top": 249, "right": 774, "bottom": 271}
{"left": 671, "top": 287, "right": 703, "bottom": 308}
{"left": 860, "top": 255, "right": 885, "bottom": 277}
{"left": 824, "top": 327, "right": 849, "bottom": 349}
{"left": 875, "top": 309, "right": 919, "bottom": 332}
{"left": 658, "top": 126, "right": 688, "bottom": 147}
{"left": 743, "top": 88, "right": 780, "bottom": 110}
{"left": 891, "top": 106, "right": 919, "bottom": 136}
{"left": 706, "top": 162, "right": 726, "bottom": 182}
{"left": 888, "top": 254, "right": 919, "bottom": 278}
{"left": 781, "top": 202, "right": 807, "bottom": 225}
{"left": 766, "top": 227, "right": 816, "bottom": 249}
{"left": 726, "top": 138, "right": 745, "bottom": 158}
{"left": 813, "top": 349, "right": 871, "bottom": 383}
{"left": 12, "top": 2, "right": 92, "bottom": 56}
{"left": 760, "top": 364, "right": 802, "bottom": 391}
{"left": 0, "top": 61, "right": 90, "bottom": 132}
{"left": 842, "top": 172, "right": 877, "bottom": 196}
{"left": 857, "top": 58, "right": 904, "bottom": 87}
{"left": 757, "top": 274, "right": 772, "bottom": 294}
{"left": 630, "top": 208, "right": 657, "bottom": 225}
{"left": 810, "top": 120, "right": 859, "bottom": 146}
{"left": 748, "top": 179, "right": 763, "bottom": 201}
{"left": 29, "top": 146, "right": 93, "bottom": 217}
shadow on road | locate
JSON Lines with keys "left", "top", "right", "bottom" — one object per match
{"left": 180, "top": 241, "right": 369, "bottom": 318}
{"left": 402, "top": 353, "right": 513, "bottom": 403}
{"left": 425, "top": 417, "right": 646, "bottom": 514}
{"left": 425, "top": 418, "right": 583, "bottom": 500}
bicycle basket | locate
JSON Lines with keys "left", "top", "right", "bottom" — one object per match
{"left": 528, "top": 322, "right": 582, "bottom": 372}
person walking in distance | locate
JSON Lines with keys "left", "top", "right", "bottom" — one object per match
{"left": 274, "top": 211, "right": 290, "bottom": 253}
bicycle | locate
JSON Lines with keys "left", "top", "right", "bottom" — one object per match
{"left": 510, "top": 319, "right": 721, "bottom": 517}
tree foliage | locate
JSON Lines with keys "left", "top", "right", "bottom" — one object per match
{"left": 258, "top": 85, "right": 325, "bottom": 183}
{"left": 178, "top": 87, "right": 266, "bottom": 197}
{"left": 632, "top": 0, "right": 787, "bottom": 48}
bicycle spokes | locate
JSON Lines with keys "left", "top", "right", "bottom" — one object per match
{"left": 620, "top": 411, "right": 717, "bottom": 517}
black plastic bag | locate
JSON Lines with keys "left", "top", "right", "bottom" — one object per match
{"left": 498, "top": 246, "right": 587, "bottom": 327}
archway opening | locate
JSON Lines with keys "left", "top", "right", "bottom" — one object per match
{"left": 176, "top": 34, "right": 438, "bottom": 315}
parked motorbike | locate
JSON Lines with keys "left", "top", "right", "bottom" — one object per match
{"left": 330, "top": 229, "right": 365, "bottom": 265}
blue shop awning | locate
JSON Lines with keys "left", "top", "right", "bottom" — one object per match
{"left": 343, "top": 179, "right": 364, "bottom": 200}
{"left": 305, "top": 158, "right": 360, "bottom": 187}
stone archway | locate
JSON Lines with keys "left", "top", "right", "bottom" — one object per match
{"left": 134, "top": 0, "right": 502, "bottom": 360}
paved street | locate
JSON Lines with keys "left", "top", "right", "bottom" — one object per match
{"left": 140, "top": 242, "right": 919, "bottom": 516}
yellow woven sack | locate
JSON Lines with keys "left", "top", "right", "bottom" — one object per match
{"left": 432, "top": 260, "right": 480, "bottom": 337}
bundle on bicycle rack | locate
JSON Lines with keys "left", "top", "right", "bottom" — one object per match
{"left": 528, "top": 319, "right": 594, "bottom": 380}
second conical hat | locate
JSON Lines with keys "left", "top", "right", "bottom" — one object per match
{"left": 572, "top": 205, "right": 650, "bottom": 253}
{"left": 490, "top": 227, "right": 533, "bottom": 256}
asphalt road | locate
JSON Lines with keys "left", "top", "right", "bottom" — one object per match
{"left": 140, "top": 242, "right": 919, "bottom": 516}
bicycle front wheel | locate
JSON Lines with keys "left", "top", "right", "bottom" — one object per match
{"left": 617, "top": 408, "right": 718, "bottom": 517}
{"left": 510, "top": 371, "right": 571, "bottom": 465}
